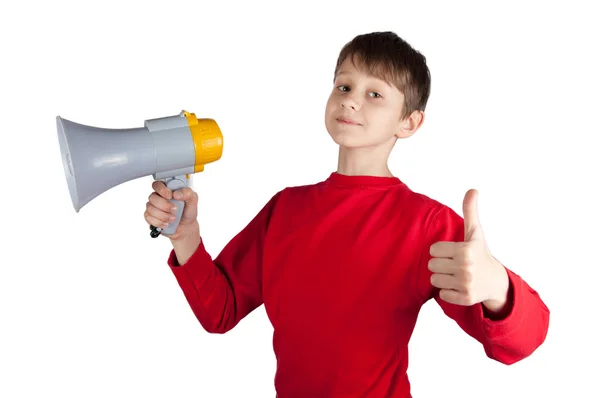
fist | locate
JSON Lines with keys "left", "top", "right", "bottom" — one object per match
{"left": 144, "top": 180, "right": 200, "bottom": 240}
{"left": 428, "top": 241, "right": 493, "bottom": 306}
{"left": 427, "top": 189, "right": 509, "bottom": 310}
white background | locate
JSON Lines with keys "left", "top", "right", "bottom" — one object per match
{"left": 1, "top": 0, "right": 598, "bottom": 397}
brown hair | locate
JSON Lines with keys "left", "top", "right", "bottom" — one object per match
{"left": 334, "top": 31, "right": 431, "bottom": 120}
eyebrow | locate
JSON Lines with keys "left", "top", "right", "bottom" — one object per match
{"left": 335, "top": 71, "right": 393, "bottom": 88}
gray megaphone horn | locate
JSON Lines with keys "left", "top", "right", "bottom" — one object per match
{"left": 56, "top": 110, "right": 223, "bottom": 237}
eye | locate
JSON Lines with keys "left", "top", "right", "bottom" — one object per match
{"left": 336, "top": 85, "right": 350, "bottom": 92}
{"left": 369, "top": 92, "right": 382, "bottom": 98}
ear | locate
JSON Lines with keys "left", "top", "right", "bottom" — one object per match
{"left": 395, "top": 110, "right": 425, "bottom": 139}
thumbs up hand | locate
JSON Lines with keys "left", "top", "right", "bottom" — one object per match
{"left": 428, "top": 189, "right": 510, "bottom": 313}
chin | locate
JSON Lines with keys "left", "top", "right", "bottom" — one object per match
{"left": 328, "top": 130, "right": 365, "bottom": 148}
{"left": 326, "top": 119, "right": 369, "bottom": 147}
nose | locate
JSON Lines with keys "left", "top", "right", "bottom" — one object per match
{"left": 341, "top": 92, "right": 360, "bottom": 111}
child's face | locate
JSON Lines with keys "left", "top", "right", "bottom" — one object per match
{"left": 325, "top": 56, "right": 407, "bottom": 149}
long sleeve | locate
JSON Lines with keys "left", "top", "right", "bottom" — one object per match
{"left": 417, "top": 204, "right": 550, "bottom": 365}
{"left": 166, "top": 191, "right": 282, "bottom": 334}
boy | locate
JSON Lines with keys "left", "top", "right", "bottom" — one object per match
{"left": 144, "top": 31, "right": 549, "bottom": 397}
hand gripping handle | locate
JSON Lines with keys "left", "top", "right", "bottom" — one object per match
{"left": 150, "top": 175, "right": 189, "bottom": 238}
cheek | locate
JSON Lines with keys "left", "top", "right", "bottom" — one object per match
{"left": 325, "top": 98, "right": 335, "bottom": 124}
{"left": 327, "top": 91, "right": 342, "bottom": 106}
{"left": 325, "top": 101, "right": 337, "bottom": 120}
{"left": 368, "top": 108, "right": 398, "bottom": 131}
{"left": 325, "top": 96, "right": 335, "bottom": 109}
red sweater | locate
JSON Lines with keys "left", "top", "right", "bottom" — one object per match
{"left": 167, "top": 172, "right": 549, "bottom": 397}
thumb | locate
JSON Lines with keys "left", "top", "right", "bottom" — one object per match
{"left": 173, "top": 187, "right": 198, "bottom": 222}
{"left": 463, "top": 189, "right": 483, "bottom": 242}
{"left": 173, "top": 187, "right": 197, "bottom": 203}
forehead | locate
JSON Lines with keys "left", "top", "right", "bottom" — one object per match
{"left": 335, "top": 56, "right": 394, "bottom": 87}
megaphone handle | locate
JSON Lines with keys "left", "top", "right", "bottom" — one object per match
{"left": 150, "top": 175, "right": 188, "bottom": 238}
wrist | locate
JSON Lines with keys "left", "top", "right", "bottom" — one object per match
{"left": 171, "top": 223, "right": 201, "bottom": 266}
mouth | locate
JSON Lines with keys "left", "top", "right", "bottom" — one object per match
{"left": 336, "top": 117, "right": 361, "bottom": 126}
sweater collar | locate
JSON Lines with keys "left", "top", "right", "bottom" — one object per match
{"left": 324, "top": 172, "right": 405, "bottom": 189}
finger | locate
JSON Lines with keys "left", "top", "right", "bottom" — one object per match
{"left": 148, "top": 192, "right": 176, "bottom": 214}
{"left": 144, "top": 210, "right": 171, "bottom": 229}
{"left": 430, "top": 273, "right": 460, "bottom": 290}
{"left": 429, "top": 241, "right": 459, "bottom": 258}
{"left": 439, "top": 289, "right": 473, "bottom": 306}
{"left": 145, "top": 202, "right": 176, "bottom": 225}
{"left": 428, "top": 258, "right": 458, "bottom": 274}
{"left": 454, "top": 242, "right": 477, "bottom": 266}
{"left": 152, "top": 180, "right": 172, "bottom": 200}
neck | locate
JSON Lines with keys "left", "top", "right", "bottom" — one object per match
{"left": 336, "top": 144, "right": 394, "bottom": 177}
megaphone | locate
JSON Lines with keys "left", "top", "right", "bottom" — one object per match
{"left": 56, "top": 110, "right": 223, "bottom": 238}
